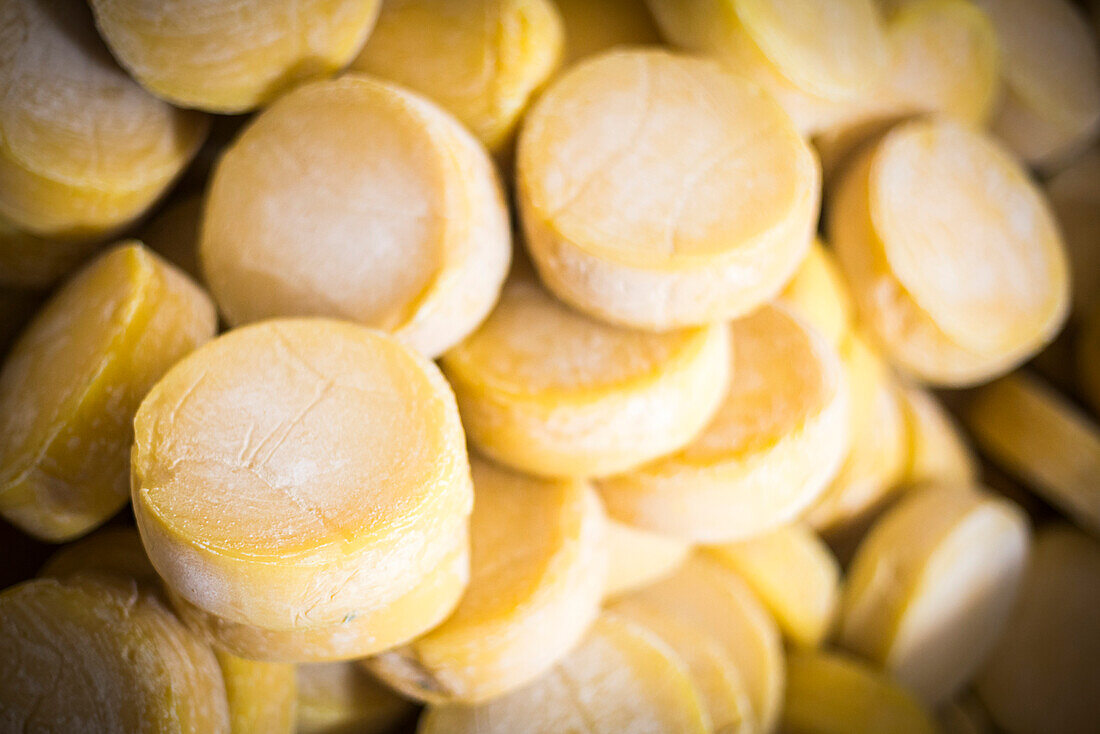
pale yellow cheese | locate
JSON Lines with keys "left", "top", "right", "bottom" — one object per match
{"left": 603, "top": 518, "right": 691, "bottom": 599}
{"left": 780, "top": 241, "right": 855, "bottom": 348}
{"left": 297, "top": 662, "right": 416, "bottom": 734}
{"left": 202, "top": 75, "right": 511, "bottom": 359}
{"left": 517, "top": 48, "right": 819, "bottom": 330}
{"left": 599, "top": 304, "right": 849, "bottom": 542}
{"left": 897, "top": 384, "right": 979, "bottom": 488}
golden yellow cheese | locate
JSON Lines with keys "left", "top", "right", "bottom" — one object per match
{"left": 829, "top": 118, "right": 1070, "bottom": 386}
{"left": 610, "top": 599, "right": 755, "bottom": 733}
{"left": 1045, "top": 146, "right": 1100, "bottom": 318}
{"left": 0, "top": 215, "right": 102, "bottom": 290}
{"left": 839, "top": 483, "right": 1030, "bottom": 706}
{"left": 140, "top": 194, "right": 204, "bottom": 283}
{"left": 804, "top": 332, "right": 910, "bottom": 540}
{"left": 708, "top": 523, "right": 840, "bottom": 649}
{"left": 131, "top": 319, "right": 473, "bottom": 661}
{"left": 0, "top": 243, "right": 217, "bottom": 541}
{"left": 368, "top": 456, "right": 607, "bottom": 704}
{"left": 39, "top": 527, "right": 298, "bottom": 734}
{"left": 782, "top": 650, "right": 938, "bottom": 734}
{"left": 976, "top": 525, "right": 1100, "bottom": 734}
{"left": 961, "top": 372, "right": 1100, "bottom": 536}
{"left": 646, "top": 0, "right": 890, "bottom": 135}
{"left": 517, "top": 48, "right": 820, "bottom": 330}
{"left": 0, "top": 576, "right": 230, "bottom": 732}
{"left": 87, "top": 0, "right": 382, "bottom": 113}
{"left": 556, "top": 0, "right": 660, "bottom": 66}
{"left": 599, "top": 304, "right": 848, "bottom": 542}
{"left": 202, "top": 75, "right": 511, "bottom": 359}
{"left": 897, "top": 384, "right": 979, "bottom": 488}
{"left": 297, "top": 662, "right": 417, "bottom": 734}
{"left": 615, "top": 554, "right": 784, "bottom": 732}
{"left": 780, "top": 240, "right": 855, "bottom": 348}
{"left": 351, "top": 0, "right": 563, "bottom": 154}
{"left": 974, "top": 0, "right": 1100, "bottom": 170}
{"left": 603, "top": 518, "right": 691, "bottom": 599}
{"left": 441, "top": 265, "right": 730, "bottom": 478}
{"left": 1081, "top": 306, "right": 1100, "bottom": 416}
{"left": 0, "top": 0, "right": 208, "bottom": 242}
{"left": 418, "top": 613, "right": 710, "bottom": 734}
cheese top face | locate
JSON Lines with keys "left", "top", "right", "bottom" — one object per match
{"left": 132, "top": 319, "right": 468, "bottom": 558}
{"left": 519, "top": 49, "right": 816, "bottom": 267}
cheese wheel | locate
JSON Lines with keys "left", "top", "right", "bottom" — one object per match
{"left": 613, "top": 554, "right": 784, "bottom": 732}
{"left": 897, "top": 383, "right": 979, "bottom": 488}
{"left": 517, "top": 48, "right": 820, "bottom": 330}
{"left": 0, "top": 576, "right": 230, "bottom": 732}
{"left": 780, "top": 240, "right": 855, "bottom": 348}
{"left": 556, "top": 0, "right": 660, "bottom": 66}
{"left": 87, "top": 0, "right": 382, "bottom": 112}
{"left": 351, "top": 0, "right": 563, "bottom": 154}
{"left": 1045, "top": 146, "right": 1100, "bottom": 318}
{"left": 805, "top": 332, "right": 909, "bottom": 538}
{"left": 645, "top": 0, "right": 890, "bottom": 135}
{"left": 417, "top": 613, "right": 710, "bottom": 734}
{"left": 441, "top": 265, "right": 730, "bottom": 478}
{"left": 840, "top": 483, "right": 1030, "bottom": 706}
{"left": 829, "top": 118, "right": 1070, "bottom": 386}
{"left": 0, "top": 0, "right": 208, "bottom": 241}
{"left": 961, "top": 372, "right": 1100, "bottom": 536}
{"left": 369, "top": 457, "right": 607, "bottom": 703}
{"left": 976, "top": 525, "right": 1100, "bottom": 734}
{"left": 40, "top": 526, "right": 159, "bottom": 585}
{"left": 599, "top": 304, "right": 849, "bottom": 542}
{"left": 603, "top": 518, "right": 691, "bottom": 599}
{"left": 974, "top": 0, "right": 1100, "bottom": 170}
{"left": 708, "top": 523, "right": 840, "bottom": 649}
{"left": 297, "top": 662, "right": 416, "bottom": 734}
{"left": 0, "top": 215, "right": 101, "bottom": 290}
{"left": 202, "top": 76, "right": 511, "bottom": 359}
{"left": 140, "top": 194, "right": 203, "bottom": 283}
{"left": 0, "top": 243, "right": 217, "bottom": 541}
{"left": 610, "top": 599, "right": 755, "bottom": 734}
{"left": 131, "top": 319, "right": 473, "bottom": 659}
{"left": 782, "top": 650, "right": 938, "bottom": 734}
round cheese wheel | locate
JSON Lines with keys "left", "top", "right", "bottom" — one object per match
{"left": 780, "top": 240, "right": 855, "bottom": 348}
{"left": 603, "top": 518, "right": 691, "bottom": 599}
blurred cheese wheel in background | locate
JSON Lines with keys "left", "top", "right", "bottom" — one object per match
{"left": 603, "top": 518, "right": 691, "bottom": 599}
{"left": 518, "top": 48, "right": 819, "bottom": 330}
{"left": 88, "top": 0, "right": 382, "bottom": 112}
{"left": 0, "top": 244, "right": 216, "bottom": 542}
{"left": 976, "top": 525, "right": 1100, "bottom": 734}
{"left": 440, "top": 265, "right": 730, "bottom": 478}
{"left": 839, "top": 483, "right": 1030, "bottom": 706}
{"left": 1045, "top": 146, "right": 1100, "bottom": 319}
{"left": 297, "top": 662, "right": 416, "bottom": 734}
{"left": 897, "top": 384, "right": 979, "bottom": 488}
{"left": 780, "top": 240, "right": 855, "bottom": 348}
{"left": 202, "top": 76, "right": 510, "bottom": 359}
{"left": 417, "top": 613, "right": 710, "bottom": 734}
{"left": 645, "top": 0, "right": 890, "bottom": 135}
{"left": 599, "top": 304, "right": 848, "bottom": 542}
{"left": 369, "top": 457, "right": 606, "bottom": 704}
{"left": 0, "top": 576, "right": 230, "bottom": 732}
{"left": 131, "top": 320, "right": 473, "bottom": 661}
{"left": 351, "top": 0, "right": 563, "bottom": 154}
{"left": 974, "top": 0, "right": 1100, "bottom": 170}
{"left": 782, "top": 650, "right": 939, "bottom": 734}
{"left": 555, "top": 0, "right": 660, "bottom": 66}
{"left": 829, "top": 118, "right": 1069, "bottom": 386}
{"left": 0, "top": 0, "right": 208, "bottom": 250}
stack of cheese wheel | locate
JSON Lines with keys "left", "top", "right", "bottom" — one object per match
{"left": 130, "top": 319, "right": 473, "bottom": 661}
{"left": 829, "top": 118, "right": 1070, "bottom": 387}
{"left": 0, "top": 244, "right": 216, "bottom": 541}
{"left": 201, "top": 75, "right": 511, "bottom": 359}
{"left": 599, "top": 303, "right": 849, "bottom": 542}
{"left": 645, "top": 0, "right": 891, "bottom": 135}
{"left": 0, "top": 0, "right": 209, "bottom": 286}
{"left": 87, "top": 0, "right": 383, "bottom": 112}
{"left": 351, "top": 0, "right": 564, "bottom": 155}
{"left": 517, "top": 48, "right": 820, "bottom": 330}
